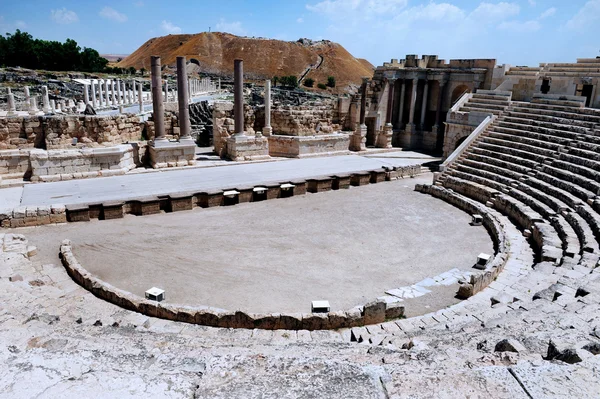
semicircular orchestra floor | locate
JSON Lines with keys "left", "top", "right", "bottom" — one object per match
{"left": 22, "top": 174, "right": 493, "bottom": 316}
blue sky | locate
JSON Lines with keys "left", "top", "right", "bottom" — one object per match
{"left": 1, "top": 0, "right": 599, "bottom": 67}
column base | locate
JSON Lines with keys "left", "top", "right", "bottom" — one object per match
{"left": 226, "top": 134, "right": 270, "bottom": 161}
{"left": 376, "top": 124, "right": 393, "bottom": 148}
{"left": 349, "top": 124, "right": 367, "bottom": 152}
{"left": 262, "top": 126, "right": 273, "bottom": 136}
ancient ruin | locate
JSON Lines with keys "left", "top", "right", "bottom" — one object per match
{"left": 0, "top": 24, "right": 600, "bottom": 396}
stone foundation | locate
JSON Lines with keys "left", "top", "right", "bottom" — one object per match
{"left": 29, "top": 145, "right": 136, "bottom": 182}
{"left": 226, "top": 135, "right": 269, "bottom": 161}
{"left": 148, "top": 139, "right": 196, "bottom": 168}
{"left": 268, "top": 133, "right": 350, "bottom": 158}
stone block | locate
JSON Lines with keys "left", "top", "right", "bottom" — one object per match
{"left": 370, "top": 168, "right": 387, "bottom": 184}
{"left": 66, "top": 205, "right": 90, "bottom": 222}
{"left": 275, "top": 313, "right": 303, "bottom": 330}
{"left": 301, "top": 313, "right": 330, "bottom": 330}
{"left": 235, "top": 187, "right": 254, "bottom": 203}
{"left": 168, "top": 193, "right": 194, "bottom": 212}
{"left": 252, "top": 313, "right": 280, "bottom": 330}
{"left": 217, "top": 311, "right": 255, "bottom": 329}
{"left": 363, "top": 300, "right": 386, "bottom": 325}
{"left": 290, "top": 180, "right": 307, "bottom": 195}
{"left": 350, "top": 171, "right": 371, "bottom": 186}
{"left": 102, "top": 201, "right": 124, "bottom": 220}
{"left": 49, "top": 213, "right": 67, "bottom": 224}
{"left": 130, "top": 197, "right": 161, "bottom": 216}
{"left": 194, "top": 310, "right": 221, "bottom": 327}
{"left": 328, "top": 311, "right": 350, "bottom": 329}
{"left": 331, "top": 174, "right": 351, "bottom": 190}
{"left": 307, "top": 176, "right": 333, "bottom": 193}
{"left": 265, "top": 183, "right": 281, "bottom": 200}
{"left": 87, "top": 203, "right": 103, "bottom": 219}
{"left": 385, "top": 302, "right": 405, "bottom": 320}
{"left": 196, "top": 191, "right": 224, "bottom": 208}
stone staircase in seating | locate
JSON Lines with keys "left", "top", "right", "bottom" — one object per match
{"left": 437, "top": 96, "right": 600, "bottom": 271}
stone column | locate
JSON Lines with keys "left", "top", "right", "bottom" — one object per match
{"left": 420, "top": 80, "right": 429, "bottom": 129}
{"left": 24, "top": 87, "right": 30, "bottom": 104}
{"left": 83, "top": 83, "right": 90, "bottom": 105}
{"left": 385, "top": 80, "right": 395, "bottom": 125}
{"left": 405, "top": 78, "right": 418, "bottom": 135}
{"left": 164, "top": 81, "right": 168, "bottom": 103}
{"left": 116, "top": 80, "right": 122, "bottom": 105}
{"left": 379, "top": 79, "right": 395, "bottom": 148}
{"left": 7, "top": 92, "right": 16, "bottom": 116}
{"left": 104, "top": 80, "right": 109, "bottom": 107}
{"left": 176, "top": 56, "right": 192, "bottom": 140}
{"left": 91, "top": 82, "right": 97, "bottom": 107}
{"left": 50, "top": 100, "right": 56, "bottom": 113}
{"left": 41, "top": 86, "right": 51, "bottom": 113}
{"left": 151, "top": 56, "right": 166, "bottom": 141}
{"left": 434, "top": 81, "right": 446, "bottom": 129}
{"left": 138, "top": 81, "right": 144, "bottom": 114}
{"left": 396, "top": 80, "right": 406, "bottom": 129}
{"left": 98, "top": 80, "right": 104, "bottom": 106}
{"left": 187, "top": 80, "right": 192, "bottom": 103}
{"left": 359, "top": 78, "right": 368, "bottom": 125}
{"left": 233, "top": 59, "right": 244, "bottom": 136}
{"left": 218, "top": 78, "right": 221, "bottom": 91}
{"left": 111, "top": 80, "right": 117, "bottom": 106}
{"left": 263, "top": 79, "right": 272, "bottom": 136}
{"left": 29, "top": 97, "right": 39, "bottom": 115}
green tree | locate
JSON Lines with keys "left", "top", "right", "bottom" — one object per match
{"left": 303, "top": 77, "right": 314, "bottom": 88}
{"left": 317, "top": 83, "right": 327, "bottom": 90}
{"left": 327, "top": 76, "right": 336, "bottom": 88}
{"left": 272, "top": 76, "right": 279, "bottom": 86}
{"left": 128, "top": 66, "right": 136, "bottom": 75}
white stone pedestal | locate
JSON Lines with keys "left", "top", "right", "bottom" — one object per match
{"left": 349, "top": 124, "right": 367, "bottom": 151}
{"left": 226, "top": 134, "right": 270, "bottom": 161}
{"left": 149, "top": 139, "right": 196, "bottom": 169}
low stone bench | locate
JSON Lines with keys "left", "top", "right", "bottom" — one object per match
{"left": 130, "top": 196, "right": 161, "bottom": 216}
{"left": 370, "top": 168, "right": 386, "bottom": 184}
{"left": 222, "top": 189, "right": 241, "bottom": 206}
{"left": 350, "top": 171, "right": 371, "bottom": 186}
{"left": 307, "top": 176, "right": 333, "bottom": 193}
{"left": 278, "top": 182, "right": 296, "bottom": 198}
{"left": 195, "top": 190, "right": 224, "bottom": 208}
{"left": 168, "top": 192, "right": 194, "bottom": 212}
{"left": 66, "top": 204, "right": 90, "bottom": 222}
{"left": 264, "top": 182, "right": 281, "bottom": 200}
{"left": 331, "top": 174, "right": 351, "bottom": 190}
{"left": 87, "top": 203, "right": 103, "bottom": 219}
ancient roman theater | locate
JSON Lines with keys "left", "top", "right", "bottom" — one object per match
{"left": 1, "top": 50, "right": 599, "bottom": 397}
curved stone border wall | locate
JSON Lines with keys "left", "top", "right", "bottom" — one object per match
{"left": 58, "top": 182, "right": 509, "bottom": 330}
{"left": 415, "top": 183, "right": 510, "bottom": 298}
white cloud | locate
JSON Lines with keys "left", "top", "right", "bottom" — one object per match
{"left": 50, "top": 8, "right": 79, "bottom": 24}
{"left": 528, "top": 0, "right": 536, "bottom": 6}
{"left": 297, "top": 17, "right": 304, "bottom": 23}
{"left": 307, "top": 0, "right": 407, "bottom": 19}
{"left": 215, "top": 19, "right": 246, "bottom": 36}
{"left": 539, "top": 7, "right": 556, "bottom": 19}
{"left": 566, "top": 0, "right": 600, "bottom": 32}
{"left": 469, "top": 2, "right": 520, "bottom": 23}
{"left": 14, "top": 20, "right": 26, "bottom": 29}
{"left": 161, "top": 20, "right": 182, "bottom": 34}
{"left": 498, "top": 19, "right": 541, "bottom": 32}
{"left": 99, "top": 7, "right": 128, "bottom": 23}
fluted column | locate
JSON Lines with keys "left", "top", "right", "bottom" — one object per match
{"left": 176, "top": 56, "right": 191, "bottom": 140}
{"left": 7, "top": 91, "right": 16, "bottom": 116}
{"left": 434, "top": 80, "right": 446, "bottom": 129}
{"left": 151, "top": 56, "right": 166, "bottom": 141}
{"left": 91, "top": 82, "right": 97, "bottom": 107}
{"left": 359, "top": 78, "right": 368, "bottom": 125}
{"left": 83, "top": 84, "right": 90, "bottom": 105}
{"left": 420, "top": 80, "right": 429, "bottom": 129}
{"left": 41, "top": 86, "right": 51, "bottom": 113}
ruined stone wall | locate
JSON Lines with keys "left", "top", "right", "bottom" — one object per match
{"left": 270, "top": 105, "right": 339, "bottom": 136}
{"left": 145, "top": 111, "right": 181, "bottom": 141}
{"left": 0, "top": 114, "right": 142, "bottom": 150}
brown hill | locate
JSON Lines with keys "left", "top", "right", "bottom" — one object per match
{"left": 117, "top": 33, "right": 374, "bottom": 92}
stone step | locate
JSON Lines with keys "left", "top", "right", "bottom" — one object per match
{"left": 494, "top": 123, "right": 574, "bottom": 145}
{"left": 482, "top": 136, "right": 559, "bottom": 158}
{"left": 546, "top": 67, "right": 600, "bottom": 73}
{"left": 476, "top": 141, "right": 549, "bottom": 164}
{"left": 516, "top": 101, "right": 584, "bottom": 113}
{"left": 501, "top": 115, "right": 594, "bottom": 135}
{"left": 530, "top": 98, "right": 586, "bottom": 108}
{"left": 506, "top": 70, "right": 539, "bottom": 76}
{"left": 510, "top": 107, "right": 600, "bottom": 123}
{"left": 488, "top": 129, "right": 565, "bottom": 151}
{"left": 506, "top": 111, "right": 598, "bottom": 129}
{"left": 465, "top": 101, "right": 508, "bottom": 111}
{"left": 459, "top": 106, "right": 502, "bottom": 115}
{"left": 470, "top": 94, "right": 511, "bottom": 103}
